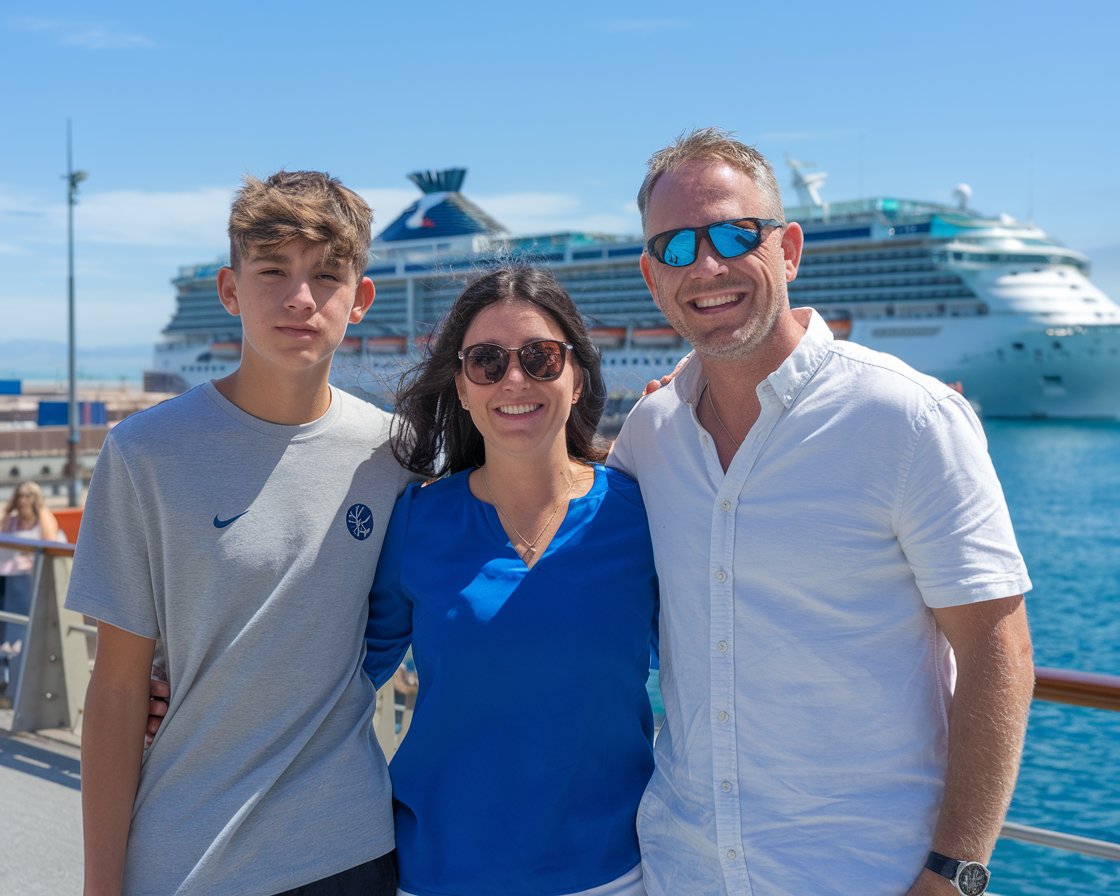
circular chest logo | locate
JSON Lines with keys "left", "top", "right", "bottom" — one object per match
{"left": 346, "top": 503, "right": 374, "bottom": 540}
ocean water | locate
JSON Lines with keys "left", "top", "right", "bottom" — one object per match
{"left": 983, "top": 420, "right": 1120, "bottom": 895}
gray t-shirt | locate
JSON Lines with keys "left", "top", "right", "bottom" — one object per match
{"left": 67, "top": 382, "right": 412, "bottom": 895}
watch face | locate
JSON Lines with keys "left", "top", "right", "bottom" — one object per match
{"left": 957, "top": 862, "right": 990, "bottom": 896}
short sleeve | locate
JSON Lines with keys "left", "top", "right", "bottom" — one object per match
{"left": 363, "top": 481, "right": 419, "bottom": 687}
{"left": 895, "top": 395, "right": 1031, "bottom": 608}
{"left": 65, "top": 436, "right": 161, "bottom": 639}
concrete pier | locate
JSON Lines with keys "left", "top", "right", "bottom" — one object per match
{"left": 0, "top": 711, "right": 83, "bottom": 892}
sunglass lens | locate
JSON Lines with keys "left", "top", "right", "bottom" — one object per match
{"left": 710, "top": 220, "right": 761, "bottom": 259}
{"left": 465, "top": 345, "right": 509, "bottom": 383}
{"left": 657, "top": 230, "right": 698, "bottom": 267}
{"left": 520, "top": 341, "right": 566, "bottom": 380}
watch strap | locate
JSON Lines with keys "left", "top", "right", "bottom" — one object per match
{"left": 925, "top": 851, "right": 960, "bottom": 879}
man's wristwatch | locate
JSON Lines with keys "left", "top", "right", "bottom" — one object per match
{"left": 925, "top": 851, "right": 991, "bottom": 895}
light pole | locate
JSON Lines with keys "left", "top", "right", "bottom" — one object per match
{"left": 65, "top": 120, "right": 87, "bottom": 508}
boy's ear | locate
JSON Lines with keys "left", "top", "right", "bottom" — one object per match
{"left": 216, "top": 266, "right": 240, "bottom": 317}
{"left": 350, "top": 276, "right": 375, "bottom": 323}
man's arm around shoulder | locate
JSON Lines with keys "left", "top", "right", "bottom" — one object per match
{"left": 81, "top": 622, "right": 157, "bottom": 896}
{"left": 907, "top": 594, "right": 1033, "bottom": 895}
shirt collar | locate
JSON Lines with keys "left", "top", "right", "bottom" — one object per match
{"left": 764, "top": 307, "right": 833, "bottom": 409}
{"left": 671, "top": 307, "right": 834, "bottom": 409}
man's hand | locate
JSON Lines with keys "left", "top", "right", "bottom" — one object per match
{"left": 643, "top": 354, "right": 691, "bottom": 395}
{"left": 146, "top": 676, "right": 170, "bottom": 746}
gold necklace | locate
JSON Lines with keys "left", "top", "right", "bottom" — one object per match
{"left": 704, "top": 382, "right": 740, "bottom": 444}
{"left": 481, "top": 465, "right": 575, "bottom": 564}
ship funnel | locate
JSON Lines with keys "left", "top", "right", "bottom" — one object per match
{"left": 408, "top": 169, "right": 467, "bottom": 194}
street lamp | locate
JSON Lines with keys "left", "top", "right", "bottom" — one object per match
{"left": 65, "top": 120, "right": 87, "bottom": 508}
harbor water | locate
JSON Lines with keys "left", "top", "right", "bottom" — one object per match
{"left": 984, "top": 420, "right": 1120, "bottom": 895}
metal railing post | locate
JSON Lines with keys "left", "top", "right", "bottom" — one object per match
{"left": 10, "top": 547, "right": 89, "bottom": 733}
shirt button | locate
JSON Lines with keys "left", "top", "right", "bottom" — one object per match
{"left": 718, "top": 710, "right": 729, "bottom": 721}
{"left": 721, "top": 781, "right": 732, "bottom": 792}
{"left": 721, "top": 500, "right": 731, "bottom": 512}
{"left": 717, "top": 641, "right": 728, "bottom": 653}
{"left": 715, "top": 569, "right": 727, "bottom": 582}
{"left": 726, "top": 849, "right": 737, "bottom": 860}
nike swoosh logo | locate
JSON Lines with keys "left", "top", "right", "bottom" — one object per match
{"left": 213, "top": 511, "right": 249, "bottom": 528}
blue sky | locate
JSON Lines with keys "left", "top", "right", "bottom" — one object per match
{"left": 3, "top": 0, "right": 1119, "bottom": 369}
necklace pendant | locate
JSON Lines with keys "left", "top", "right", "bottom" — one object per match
{"left": 520, "top": 545, "right": 536, "bottom": 562}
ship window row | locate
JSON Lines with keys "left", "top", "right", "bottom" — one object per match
{"left": 797, "top": 264, "right": 942, "bottom": 279}
{"left": 166, "top": 319, "right": 239, "bottom": 330}
{"left": 563, "top": 274, "right": 646, "bottom": 288}
{"left": 807, "top": 249, "right": 929, "bottom": 264}
{"left": 802, "top": 226, "right": 873, "bottom": 243}
{"left": 941, "top": 251, "right": 1088, "bottom": 271}
{"left": 168, "top": 306, "right": 233, "bottom": 319}
{"left": 792, "top": 275, "right": 965, "bottom": 290}
{"left": 166, "top": 316, "right": 240, "bottom": 330}
{"left": 788, "top": 286, "right": 973, "bottom": 302}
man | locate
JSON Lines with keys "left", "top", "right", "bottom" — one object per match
{"left": 609, "top": 128, "right": 1034, "bottom": 896}
{"left": 68, "top": 171, "right": 411, "bottom": 895}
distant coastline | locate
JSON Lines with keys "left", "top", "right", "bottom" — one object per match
{"left": 0, "top": 340, "right": 148, "bottom": 387}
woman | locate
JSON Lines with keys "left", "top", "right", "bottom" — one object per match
{"left": 364, "top": 265, "right": 659, "bottom": 896}
{"left": 0, "top": 481, "right": 59, "bottom": 684}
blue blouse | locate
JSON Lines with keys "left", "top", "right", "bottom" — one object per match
{"left": 365, "top": 464, "right": 659, "bottom": 896}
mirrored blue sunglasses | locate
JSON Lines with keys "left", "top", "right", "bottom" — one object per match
{"left": 646, "top": 217, "right": 783, "bottom": 267}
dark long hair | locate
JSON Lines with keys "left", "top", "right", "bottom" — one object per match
{"left": 390, "top": 265, "right": 608, "bottom": 477}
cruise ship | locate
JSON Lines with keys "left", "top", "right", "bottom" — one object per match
{"left": 145, "top": 164, "right": 1120, "bottom": 419}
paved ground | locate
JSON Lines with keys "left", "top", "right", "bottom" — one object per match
{"left": 0, "top": 709, "right": 84, "bottom": 893}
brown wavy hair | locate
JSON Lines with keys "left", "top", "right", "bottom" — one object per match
{"left": 390, "top": 265, "right": 608, "bottom": 477}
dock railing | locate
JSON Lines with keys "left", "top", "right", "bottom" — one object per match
{"left": 0, "top": 533, "right": 91, "bottom": 733}
{"left": 2, "top": 532, "right": 1117, "bottom": 865}
{"left": 0, "top": 534, "right": 407, "bottom": 746}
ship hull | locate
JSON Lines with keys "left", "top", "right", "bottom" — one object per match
{"left": 852, "top": 317, "right": 1120, "bottom": 419}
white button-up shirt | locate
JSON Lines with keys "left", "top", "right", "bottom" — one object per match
{"left": 609, "top": 310, "right": 1030, "bottom": 896}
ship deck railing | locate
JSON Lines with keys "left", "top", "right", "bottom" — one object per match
{"left": 2, "top": 534, "right": 1117, "bottom": 867}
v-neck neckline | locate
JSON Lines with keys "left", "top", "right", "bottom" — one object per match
{"left": 474, "top": 465, "right": 600, "bottom": 570}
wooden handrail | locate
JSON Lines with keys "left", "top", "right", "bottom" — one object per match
{"left": 1033, "top": 665, "right": 1120, "bottom": 712}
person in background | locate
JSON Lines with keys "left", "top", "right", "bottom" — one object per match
{"left": 67, "top": 170, "right": 411, "bottom": 896}
{"left": 364, "top": 265, "right": 659, "bottom": 896}
{"left": 610, "top": 128, "right": 1034, "bottom": 896}
{"left": 0, "top": 480, "right": 60, "bottom": 696}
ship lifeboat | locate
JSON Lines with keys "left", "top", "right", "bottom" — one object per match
{"left": 631, "top": 327, "right": 680, "bottom": 347}
{"left": 208, "top": 340, "right": 242, "bottom": 359}
{"left": 825, "top": 315, "right": 852, "bottom": 340}
{"left": 589, "top": 327, "right": 626, "bottom": 348}
{"left": 365, "top": 336, "right": 407, "bottom": 355}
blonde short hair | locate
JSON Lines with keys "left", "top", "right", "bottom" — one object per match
{"left": 637, "top": 127, "right": 784, "bottom": 229}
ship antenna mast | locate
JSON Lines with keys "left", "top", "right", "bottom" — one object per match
{"left": 786, "top": 154, "right": 828, "bottom": 208}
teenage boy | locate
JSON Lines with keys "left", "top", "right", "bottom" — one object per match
{"left": 67, "top": 171, "right": 412, "bottom": 895}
